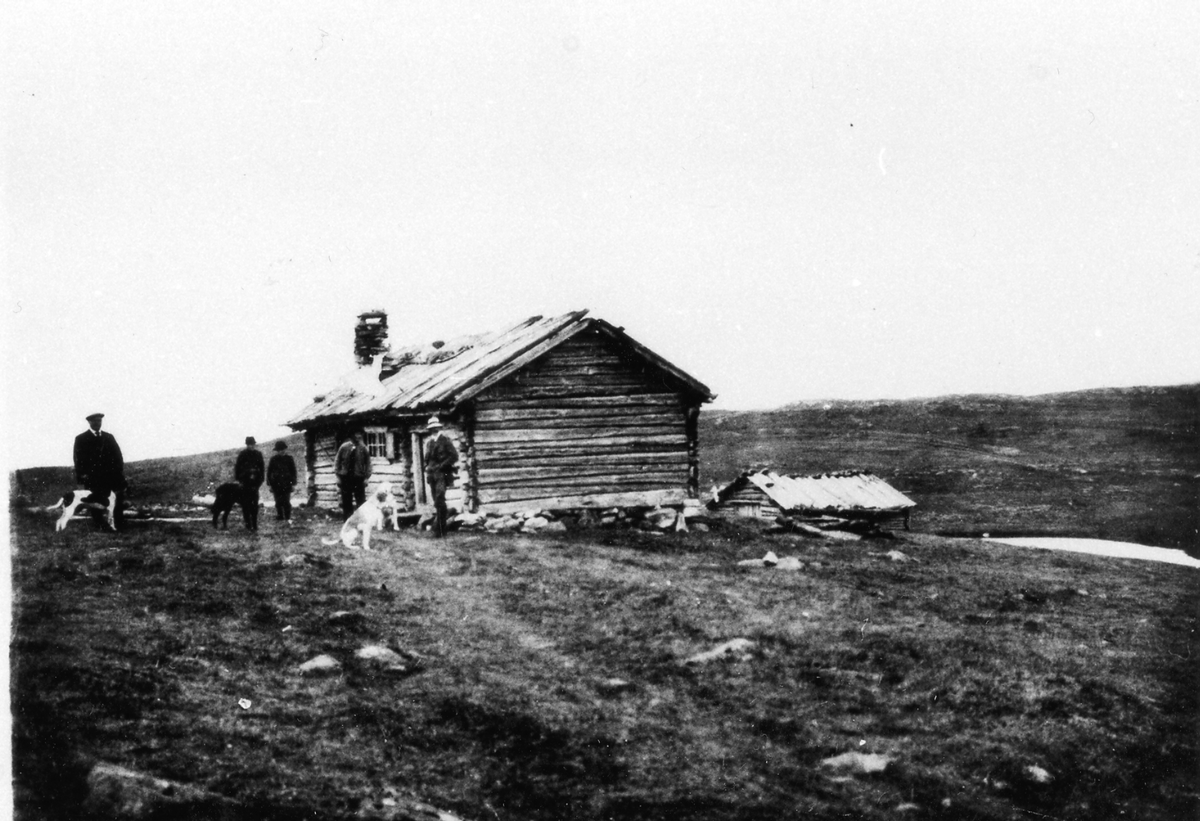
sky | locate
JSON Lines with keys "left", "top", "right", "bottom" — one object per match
{"left": 3, "top": 2, "right": 1199, "bottom": 470}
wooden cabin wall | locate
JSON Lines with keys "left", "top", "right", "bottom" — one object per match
{"left": 308, "top": 423, "right": 466, "bottom": 514}
{"left": 471, "top": 329, "right": 693, "bottom": 512}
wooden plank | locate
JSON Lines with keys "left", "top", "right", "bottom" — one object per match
{"left": 476, "top": 394, "right": 679, "bottom": 410}
{"left": 474, "top": 426, "right": 683, "bottom": 444}
{"left": 478, "top": 482, "right": 685, "bottom": 504}
{"left": 478, "top": 488, "right": 688, "bottom": 511}
{"left": 479, "top": 451, "right": 690, "bottom": 470}
{"left": 476, "top": 467, "right": 686, "bottom": 486}
{"left": 475, "top": 405, "right": 682, "bottom": 424}
{"left": 482, "top": 383, "right": 668, "bottom": 399}
{"left": 472, "top": 441, "right": 689, "bottom": 459}
{"left": 474, "top": 412, "right": 682, "bottom": 430}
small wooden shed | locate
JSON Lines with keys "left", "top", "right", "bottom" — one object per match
{"left": 712, "top": 470, "right": 916, "bottom": 528}
{"left": 286, "top": 310, "right": 715, "bottom": 515}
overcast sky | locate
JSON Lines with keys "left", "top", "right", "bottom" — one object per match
{"left": 3, "top": 2, "right": 1198, "bottom": 470}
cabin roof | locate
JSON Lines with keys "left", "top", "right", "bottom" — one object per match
{"left": 287, "top": 310, "right": 715, "bottom": 428}
{"left": 715, "top": 470, "right": 916, "bottom": 513}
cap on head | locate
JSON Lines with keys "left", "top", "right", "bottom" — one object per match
{"left": 274, "top": 441, "right": 288, "bottom": 451}
{"left": 86, "top": 413, "right": 105, "bottom": 422}
{"left": 426, "top": 415, "right": 444, "bottom": 430}
{"left": 245, "top": 436, "right": 257, "bottom": 446}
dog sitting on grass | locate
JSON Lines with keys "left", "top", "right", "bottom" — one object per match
{"left": 322, "top": 486, "right": 399, "bottom": 550}
{"left": 210, "top": 482, "right": 243, "bottom": 529}
{"left": 48, "top": 490, "right": 118, "bottom": 532}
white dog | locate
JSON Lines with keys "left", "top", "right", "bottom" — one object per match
{"left": 322, "top": 486, "right": 400, "bottom": 550}
{"left": 48, "top": 490, "right": 118, "bottom": 532}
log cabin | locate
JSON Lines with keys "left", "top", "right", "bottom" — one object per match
{"left": 286, "top": 310, "right": 715, "bottom": 516}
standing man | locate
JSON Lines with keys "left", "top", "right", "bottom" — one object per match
{"left": 267, "top": 441, "right": 297, "bottom": 525}
{"left": 73, "top": 412, "right": 126, "bottom": 530}
{"left": 335, "top": 429, "right": 372, "bottom": 520}
{"left": 234, "top": 436, "right": 265, "bottom": 532}
{"left": 423, "top": 416, "right": 458, "bottom": 538}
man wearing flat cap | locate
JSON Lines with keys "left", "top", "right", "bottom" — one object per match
{"left": 422, "top": 415, "right": 458, "bottom": 538}
{"left": 73, "top": 412, "right": 127, "bottom": 529}
{"left": 234, "top": 436, "right": 265, "bottom": 531}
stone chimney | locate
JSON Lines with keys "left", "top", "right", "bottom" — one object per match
{"left": 354, "top": 311, "right": 389, "bottom": 366}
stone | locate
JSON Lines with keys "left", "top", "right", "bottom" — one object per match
{"left": 1025, "top": 765, "right": 1053, "bottom": 784}
{"left": 776, "top": 556, "right": 804, "bottom": 571}
{"left": 822, "top": 530, "right": 862, "bottom": 542}
{"left": 886, "top": 550, "right": 914, "bottom": 563}
{"left": 691, "top": 522, "right": 710, "bottom": 532}
{"left": 596, "top": 677, "right": 635, "bottom": 695}
{"left": 522, "top": 516, "right": 550, "bottom": 532}
{"left": 643, "top": 507, "right": 678, "bottom": 529}
{"left": 82, "top": 761, "right": 240, "bottom": 820}
{"left": 762, "top": 551, "right": 779, "bottom": 566}
{"left": 544, "top": 520, "right": 568, "bottom": 533}
{"left": 819, "top": 751, "right": 892, "bottom": 775}
{"left": 454, "top": 512, "right": 487, "bottom": 528}
{"left": 299, "top": 654, "right": 342, "bottom": 676}
{"left": 684, "top": 638, "right": 755, "bottom": 665}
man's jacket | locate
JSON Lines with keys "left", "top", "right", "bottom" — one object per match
{"left": 235, "top": 447, "right": 265, "bottom": 488}
{"left": 424, "top": 433, "right": 459, "bottom": 481}
{"left": 73, "top": 430, "right": 125, "bottom": 490}
{"left": 267, "top": 454, "right": 297, "bottom": 490}
{"left": 335, "top": 441, "right": 372, "bottom": 483}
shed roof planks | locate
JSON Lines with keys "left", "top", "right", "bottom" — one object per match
{"left": 715, "top": 470, "right": 916, "bottom": 515}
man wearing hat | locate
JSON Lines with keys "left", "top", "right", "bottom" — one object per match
{"left": 267, "top": 440, "right": 298, "bottom": 525}
{"left": 73, "top": 412, "right": 127, "bottom": 529}
{"left": 334, "top": 429, "right": 372, "bottom": 521}
{"left": 422, "top": 415, "right": 458, "bottom": 537}
{"left": 234, "top": 436, "right": 265, "bottom": 531}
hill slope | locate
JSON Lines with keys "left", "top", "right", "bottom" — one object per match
{"left": 700, "top": 384, "right": 1199, "bottom": 553}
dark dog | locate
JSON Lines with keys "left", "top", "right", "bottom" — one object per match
{"left": 211, "top": 482, "right": 243, "bottom": 529}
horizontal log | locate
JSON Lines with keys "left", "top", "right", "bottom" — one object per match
{"left": 474, "top": 406, "right": 683, "bottom": 424}
{"left": 474, "top": 426, "right": 682, "bottom": 444}
{"left": 526, "top": 362, "right": 641, "bottom": 379}
{"left": 479, "top": 451, "right": 690, "bottom": 470}
{"left": 479, "top": 488, "right": 688, "bottom": 512}
{"left": 475, "top": 394, "right": 679, "bottom": 410}
{"left": 474, "top": 413, "right": 681, "bottom": 431}
{"left": 477, "top": 466, "right": 687, "bottom": 485}
{"left": 472, "top": 442, "right": 689, "bottom": 460}
{"left": 478, "top": 482, "right": 685, "bottom": 504}
{"left": 486, "top": 383, "right": 671, "bottom": 400}
{"left": 510, "top": 373, "right": 657, "bottom": 388}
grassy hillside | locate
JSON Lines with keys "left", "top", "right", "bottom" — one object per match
{"left": 11, "top": 513, "right": 1198, "bottom": 821}
{"left": 700, "top": 384, "right": 1200, "bottom": 553}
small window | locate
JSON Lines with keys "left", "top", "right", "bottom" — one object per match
{"left": 364, "top": 427, "right": 389, "bottom": 459}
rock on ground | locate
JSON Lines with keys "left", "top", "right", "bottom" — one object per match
{"left": 819, "top": 752, "right": 892, "bottom": 775}
{"left": 82, "top": 761, "right": 241, "bottom": 820}
{"left": 684, "top": 638, "right": 755, "bottom": 665}
{"left": 300, "top": 654, "right": 342, "bottom": 676}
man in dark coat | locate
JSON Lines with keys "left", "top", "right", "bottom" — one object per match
{"left": 267, "top": 441, "right": 298, "bottom": 525}
{"left": 234, "top": 436, "right": 265, "bottom": 531}
{"left": 335, "top": 430, "right": 372, "bottom": 520}
{"left": 73, "top": 412, "right": 127, "bottom": 529}
{"left": 423, "top": 416, "right": 458, "bottom": 538}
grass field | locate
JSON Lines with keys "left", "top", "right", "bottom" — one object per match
{"left": 9, "top": 384, "right": 1199, "bottom": 820}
